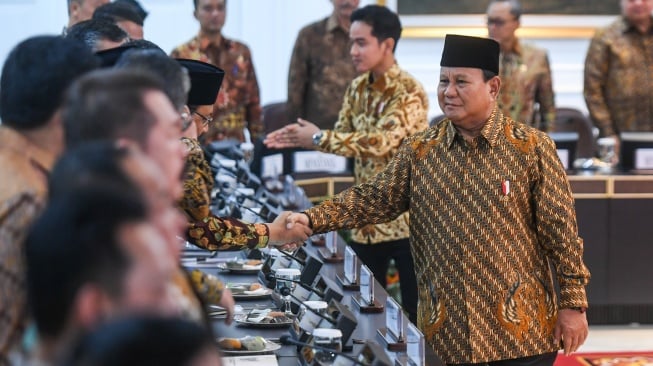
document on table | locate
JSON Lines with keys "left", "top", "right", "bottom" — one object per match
{"left": 221, "top": 354, "right": 278, "bottom": 366}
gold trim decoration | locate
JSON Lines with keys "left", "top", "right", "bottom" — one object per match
{"left": 402, "top": 26, "right": 595, "bottom": 39}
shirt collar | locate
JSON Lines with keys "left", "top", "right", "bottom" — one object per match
{"left": 0, "top": 126, "right": 57, "bottom": 173}
{"left": 326, "top": 13, "right": 344, "bottom": 33}
{"left": 197, "top": 32, "right": 226, "bottom": 52}
{"left": 504, "top": 38, "right": 523, "bottom": 56}
{"left": 620, "top": 16, "right": 653, "bottom": 34}
{"left": 444, "top": 108, "right": 502, "bottom": 148}
{"left": 367, "top": 62, "right": 400, "bottom": 92}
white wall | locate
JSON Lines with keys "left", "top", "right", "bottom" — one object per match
{"left": 0, "top": 0, "right": 612, "bottom": 121}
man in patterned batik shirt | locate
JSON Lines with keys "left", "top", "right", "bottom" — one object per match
{"left": 487, "top": 0, "right": 555, "bottom": 132}
{"left": 171, "top": 0, "right": 263, "bottom": 143}
{"left": 285, "top": 35, "right": 591, "bottom": 365}
{"left": 584, "top": 0, "right": 653, "bottom": 150}
{"left": 0, "top": 36, "right": 98, "bottom": 365}
{"left": 266, "top": 5, "right": 427, "bottom": 324}
{"left": 287, "top": 0, "right": 360, "bottom": 130}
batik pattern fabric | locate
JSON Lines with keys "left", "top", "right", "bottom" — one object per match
{"left": 178, "top": 137, "right": 270, "bottom": 251}
{"left": 498, "top": 40, "right": 555, "bottom": 132}
{"left": 316, "top": 63, "right": 428, "bottom": 244}
{"left": 171, "top": 34, "right": 263, "bottom": 142}
{"left": 0, "top": 126, "right": 53, "bottom": 365}
{"left": 584, "top": 16, "right": 653, "bottom": 137}
{"left": 287, "top": 14, "right": 358, "bottom": 129}
{"left": 304, "top": 110, "right": 590, "bottom": 363}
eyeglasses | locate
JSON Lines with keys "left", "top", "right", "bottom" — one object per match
{"left": 193, "top": 111, "right": 213, "bottom": 127}
{"left": 487, "top": 17, "right": 516, "bottom": 26}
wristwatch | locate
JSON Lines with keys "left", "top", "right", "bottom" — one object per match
{"left": 312, "top": 131, "right": 324, "bottom": 146}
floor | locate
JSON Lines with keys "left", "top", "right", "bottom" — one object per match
{"left": 580, "top": 324, "right": 653, "bottom": 352}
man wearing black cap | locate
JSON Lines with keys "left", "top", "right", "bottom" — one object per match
{"left": 284, "top": 34, "right": 590, "bottom": 365}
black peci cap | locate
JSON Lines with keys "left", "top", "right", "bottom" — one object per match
{"left": 175, "top": 59, "right": 225, "bottom": 106}
{"left": 440, "top": 34, "right": 500, "bottom": 74}
{"left": 95, "top": 44, "right": 138, "bottom": 68}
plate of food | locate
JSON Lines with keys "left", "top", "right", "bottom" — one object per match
{"left": 226, "top": 282, "right": 273, "bottom": 300}
{"left": 216, "top": 259, "right": 263, "bottom": 274}
{"left": 233, "top": 309, "right": 293, "bottom": 328}
{"left": 217, "top": 336, "right": 281, "bottom": 355}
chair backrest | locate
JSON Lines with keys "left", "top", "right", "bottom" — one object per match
{"left": 552, "top": 107, "right": 596, "bottom": 159}
{"left": 262, "top": 102, "right": 289, "bottom": 134}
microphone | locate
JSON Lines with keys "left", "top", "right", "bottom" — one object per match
{"left": 279, "top": 287, "right": 335, "bottom": 325}
{"left": 266, "top": 273, "right": 326, "bottom": 298}
{"left": 278, "top": 247, "right": 307, "bottom": 266}
{"left": 279, "top": 335, "right": 366, "bottom": 366}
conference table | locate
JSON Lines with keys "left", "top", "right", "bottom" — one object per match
{"left": 184, "top": 234, "right": 445, "bottom": 366}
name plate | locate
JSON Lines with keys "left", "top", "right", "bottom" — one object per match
{"left": 261, "top": 153, "right": 283, "bottom": 178}
{"left": 556, "top": 149, "right": 570, "bottom": 170}
{"left": 293, "top": 151, "right": 348, "bottom": 173}
{"left": 635, "top": 148, "right": 653, "bottom": 169}
{"left": 385, "top": 297, "right": 403, "bottom": 341}
{"left": 359, "top": 265, "right": 374, "bottom": 305}
{"left": 406, "top": 322, "right": 425, "bottom": 366}
{"left": 327, "top": 231, "right": 338, "bottom": 256}
{"left": 344, "top": 246, "right": 357, "bottom": 284}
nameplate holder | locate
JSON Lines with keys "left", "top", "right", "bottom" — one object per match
{"left": 377, "top": 297, "right": 406, "bottom": 351}
{"left": 292, "top": 151, "right": 348, "bottom": 173}
{"left": 318, "top": 231, "right": 343, "bottom": 263}
{"left": 337, "top": 246, "right": 360, "bottom": 291}
{"left": 352, "top": 265, "right": 384, "bottom": 313}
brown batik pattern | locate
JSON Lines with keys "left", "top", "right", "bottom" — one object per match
{"left": 305, "top": 110, "right": 590, "bottom": 363}
{"left": 584, "top": 17, "right": 653, "bottom": 137}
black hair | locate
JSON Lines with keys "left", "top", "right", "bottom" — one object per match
{"left": 0, "top": 35, "right": 98, "bottom": 130}
{"left": 483, "top": 69, "right": 498, "bottom": 81}
{"left": 489, "top": 0, "right": 523, "bottom": 20}
{"left": 115, "top": 50, "right": 189, "bottom": 111}
{"left": 26, "top": 172, "right": 147, "bottom": 338}
{"left": 93, "top": 1, "right": 144, "bottom": 26}
{"left": 63, "top": 68, "right": 165, "bottom": 150}
{"left": 60, "top": 315, "right": 215, "bottom": 366}
{"left": 66, "top": 18, "right": 129, "bottom": 51}
{"left": 115, "top": 0, "right": 148, "bottom": 21}
{"left": 193, "top": 0, "right": 226, "bottom": 11}
{"left": 350, "top": 5, "right": 402, "bottom": 52}
{"left": 122, "top": 38, "right": 166, "bottom": 53}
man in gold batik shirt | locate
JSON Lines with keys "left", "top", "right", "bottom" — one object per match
{"left": 584, "top": 0, "right": 653, "bottom": 140}
{"left": 266, "top": 5, "right": 427, "bottom": 324}
{"left": 487, "top": 0, "right": 555, "bottom": 132}
{"left": 286, "top": 35, "right": 590, "bottom": 365}
{"left": 171, "top": 0, "right": 263, "bottom": 143}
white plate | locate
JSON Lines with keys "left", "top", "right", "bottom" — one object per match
{"left": 217, "top": 338, "right": 281, "bottom": 355}
{"left": 233, "top": 313, "right": 293, "bottom": 328}
{"left": 227, "top": 283, "right": 273, "bottom": 299}
{"left": 217, "top": 262, "right": 263, "bottom": 274}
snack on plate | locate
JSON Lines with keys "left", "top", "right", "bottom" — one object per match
{"left": 249, "top": 282, "right": 263, "bottom": 291}
{"left": 217, "top": 337, "right": 242, "bottom": 350}
{"left": 217, "top": 336, "right": 266, "bottom": 351}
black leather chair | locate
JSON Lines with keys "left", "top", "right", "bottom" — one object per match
{"left": 551, "top": 107, "right": 596, "bottom": 158}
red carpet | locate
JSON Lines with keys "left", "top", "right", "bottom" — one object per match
{"left": 554, "top": 351, "right": 653, "bottom": 366}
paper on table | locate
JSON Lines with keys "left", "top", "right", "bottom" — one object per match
{"left": 221, "top": 354, "right": 278, "bottom": 366}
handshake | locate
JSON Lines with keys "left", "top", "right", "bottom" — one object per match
{"left": 265, "top": 211, "right": 312, "bottom": 250}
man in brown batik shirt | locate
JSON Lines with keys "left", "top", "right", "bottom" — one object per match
{"left": 287, "top": 0, "right": 360, "bottom": 130}
{"left": 286, "top": 35, "right": 590, "bottom": 365}
{"left": 171, "top": 0, "right": 263, "bottom": 143}
{"left": 584, "top": 0, "right": 653, "bottom": 149}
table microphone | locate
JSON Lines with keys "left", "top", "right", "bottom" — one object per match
{"left": 266, "top": 273, "right": 326, "bottom": 298}
{"left": 278, "top": 335, "right": 366, "bottom": 366}
{"left": 279, "top": 287, "right": 334, "bottom": 325}
{"left": 278, "top": 247, "right": 307, "bottom": 266}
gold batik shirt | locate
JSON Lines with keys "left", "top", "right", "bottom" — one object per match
{"left": 584, "top": 17, "right": 653, "bottom": 137}
{"left": 305, "top": 110, "right": 590, "bottom": 363}
{"left": 0, "top": 126, "right": 54, "bottom": 365}
{"left": 171, "top": 34, "right": 263, "bottom": 143}
{"left": 179, "top": 137, "right": 269, "bottom": 251}
{"left": 315, "top": 63, "right": 428, "bottom": 244}
{"left": 287, "top": 14, "right": 358, "bottom": 129}
{"left": 498, "top": 40, "right": 555, "bottom": 132}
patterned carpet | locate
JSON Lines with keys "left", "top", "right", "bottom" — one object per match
{"left": 554, "top": 352, "right": 653, "bottom": 366}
